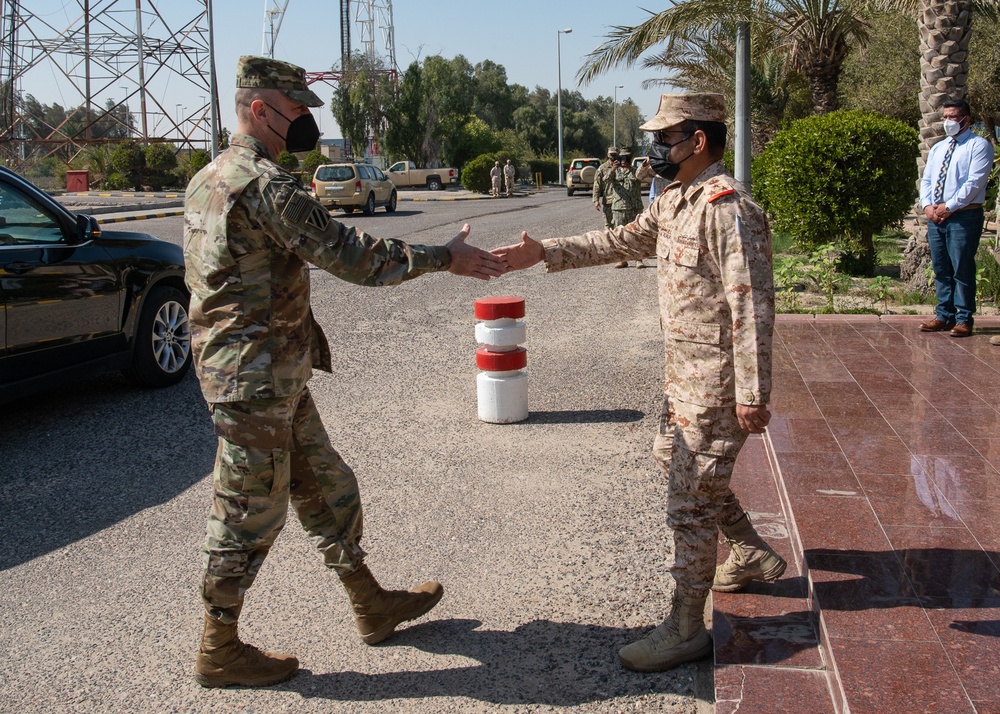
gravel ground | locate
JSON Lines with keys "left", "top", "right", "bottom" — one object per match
{"left": 0, "top": 191, "right": 712, "bottom": 713}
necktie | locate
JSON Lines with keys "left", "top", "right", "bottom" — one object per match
{"left": 932, "top": 139, "right": 957, "bottom": 205}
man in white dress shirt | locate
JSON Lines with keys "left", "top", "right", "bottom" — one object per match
{"left": 918, "top": 98, "right": 993, "bottom": 338}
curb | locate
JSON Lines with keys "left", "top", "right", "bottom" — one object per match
{"left": 97, "top": 210, "right": 185, "bottom": 224}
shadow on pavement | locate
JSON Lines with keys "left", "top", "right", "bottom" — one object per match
{"left": 527, "top": 409, "right": 645, "bottom": 424}
{"left": 0, "top": 372, "right": 214, "bottom": 571}
{"left": 282, "top": 618, "right": 709, "bottom": 705}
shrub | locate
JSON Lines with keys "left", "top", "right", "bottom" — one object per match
{"left": 528, "top": 157, "right": 560, "bottom": 184}
{"left": 144, "top": 142, "right": 178, "bottom": 190}
{"left": 108, "top": 140, "right": 145, "bottom": 190}
{"left": 300, "top": 149, "right": 328, "bottom": 177}
{"left": 186, "top": 149, "right": 212, "bottom": 179}
{"left": 277, "top": 151, "right": 300, "bottom": 172}
{"left": 461, "top": 154, "right": 495, "bottom": 194}
{"left": 756, "top": 110, "right": 918, "bottom": 275}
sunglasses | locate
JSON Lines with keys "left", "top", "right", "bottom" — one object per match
{"left": 654, "top": 130, "right": 693, "bottom": 146}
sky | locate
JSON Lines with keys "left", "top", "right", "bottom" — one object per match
{"left": 20, "top": 1, "right": 676, "bottom": 145}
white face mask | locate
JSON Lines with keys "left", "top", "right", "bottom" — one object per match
{"left": 943, "top": 118, "right": 964, "bottom": 137}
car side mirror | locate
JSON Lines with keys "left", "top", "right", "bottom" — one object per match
{"left": 75, "top": 214, "right": 101, "bottom": 243}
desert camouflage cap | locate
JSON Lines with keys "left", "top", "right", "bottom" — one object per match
{"left": 235, "top": 55, "right": 324, "bottom": 107}
{"left": 607, "top": 146, "right": 620, "bottom": 156}
{"left": 640, "top": 93, "right": 726, "bottom": 131}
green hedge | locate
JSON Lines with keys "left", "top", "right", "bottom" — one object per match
{"left": 756, "top": 110, "right": 918, "bottom": 275}
{"left": 461, "top": 154, "right": 495, "bottom": 193}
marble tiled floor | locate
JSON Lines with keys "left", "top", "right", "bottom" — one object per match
{"left": 713, "top": 315, "right": 1000, "bottom": 714}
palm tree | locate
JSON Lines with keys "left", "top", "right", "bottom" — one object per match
{"left": 576, "top": 0, "right": 871, "bottom": 115}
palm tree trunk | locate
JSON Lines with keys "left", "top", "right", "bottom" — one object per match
{"left": 900, "top": 0, "right": 974, "bottom": 288}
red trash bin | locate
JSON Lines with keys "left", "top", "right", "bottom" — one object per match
{"left": 65, "top": 170, "right": 90, "bottom": 192}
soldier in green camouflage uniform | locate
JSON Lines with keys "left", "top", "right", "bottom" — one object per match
{"left": 492, "top": 92, "right": 784, "bottom": 673}
{"left": 185, "top": 55, "right": 505, "bottom": 689}
{"left": 608, "top": 149, "right": 646, "bottom": 268}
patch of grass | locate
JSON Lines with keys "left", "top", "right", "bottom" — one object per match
{"left": 772, "top": 230, "right": 796, "bottom": 255}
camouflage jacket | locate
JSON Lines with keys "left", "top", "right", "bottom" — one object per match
{"left": 592, "top": 160, "right": 615, "bottom": 204}
{"left": 183, "top": 133, "right": 451, "bottom": 403}
{"left": 608, "top": 167, "right": 641, "bottom": 214}
{"left": 541, "top": 161, "right": 773, "bottom": 408}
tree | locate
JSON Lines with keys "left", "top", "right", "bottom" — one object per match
{"left": 108, "top": 140, "right": 145, "bottom": 189}
{"left": 576, "top": 0, "right": 872, "bottom": 115}
{"left": 839, "top": 11, "right": 921, "bottom": 125}
{"left": 301, "top": 149, "right": 328, "bottom": 176}
{"left": 383, "top": 62, "right": 428, "bottom": 164}
{"left": 143, "top": 142, "right": 178, "bottom": 190}
{"left": 276, "top": 151, "right": 299, "bottom": 172}
{"left": 330, "top": 51, "right": 395, "bottom": 158}
{"left": 967, "top": 15, "right": 1000, "bottom": 141}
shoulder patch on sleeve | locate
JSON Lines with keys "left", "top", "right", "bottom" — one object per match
{"left": 281, "top": 190, "right": 331, "bottom": 232}
{"left": 707, "top": 188, "right": 736, "bottom": 203}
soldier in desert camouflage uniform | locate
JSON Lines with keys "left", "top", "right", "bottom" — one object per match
{"left": 492, "top": 93, "right": 785, "bottom": 673}
{"left": 592, "top": 146, "right": 618, "bottom": 231}
{"left": 184, "top": 55, "right": 505, "bottom": 689}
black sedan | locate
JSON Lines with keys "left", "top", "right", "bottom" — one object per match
{"left": 0, "top": 166, "right": 191, "bottom": 403}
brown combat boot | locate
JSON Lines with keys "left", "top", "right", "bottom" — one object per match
{"left": 194, "top": 615, "right": 298, "bottom": 688}
{"left": 618, "top": 593, "right": 712, "bottom": 672}
{"left": 339, "top": 564, "right": 444, "bottom": 645}
{"left": 712, "top": 511, "right": 787, "bottom": 592}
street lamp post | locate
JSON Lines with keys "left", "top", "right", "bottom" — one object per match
{"left": 556, "top": 27, "right": 572, "bottom": 186}
{"left": 613, "top": 85, "right": 624, "bottom": 148}
{"left": 120, "top": 85, "right": 130, "bottom": 138}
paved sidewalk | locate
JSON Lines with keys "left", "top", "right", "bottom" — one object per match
{"left": 715, "top": 314, "right": 1000, "bottom": 714}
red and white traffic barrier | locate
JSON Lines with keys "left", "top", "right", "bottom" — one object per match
{"left": 474, "top": 296, "right": 528, "bottom": 423}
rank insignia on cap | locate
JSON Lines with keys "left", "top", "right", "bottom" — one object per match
{"left": 708, "top": 189, "right": 735, "bottom": 203}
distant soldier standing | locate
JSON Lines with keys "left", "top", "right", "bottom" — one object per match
{"left": 503, "top": 159, "right": 516, "bottom": 197}
{"left": 492, "top": 92, "right": 784, "bottom": 673}
{"left": 184, "top": 55, "right": 505, "bottom": 688}
{"left": 490, "top": 160, "right": 502, "bottom": 197}
{"left": 593, "top": 146, "right": 618, "bottom": 230}
{"left": 608, "top": 150, "right": 644, "bottom": 268}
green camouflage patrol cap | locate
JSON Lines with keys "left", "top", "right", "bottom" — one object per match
{"left": 607, "top": 146, "right": 620, "bottom": 156}
{"left": 640, "top": 93, "right": 726, "bottom": 131}
{"left": 235, "top": 55, "right": 324, "bottom": 107}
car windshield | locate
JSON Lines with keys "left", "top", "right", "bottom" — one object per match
{"left": 316, "top": 166, "right": 355, "bottom": 182}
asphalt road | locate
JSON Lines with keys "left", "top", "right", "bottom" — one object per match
{"left": 0, "top": 190, "right": 713, "bottom": 713}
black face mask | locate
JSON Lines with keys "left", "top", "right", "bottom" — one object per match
{"left": 648, "top": 134, "right": 694, "bottom": 181}
{"left": 265, "top": 102, "right": 320, "bottom": 153}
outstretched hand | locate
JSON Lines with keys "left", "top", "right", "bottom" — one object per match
{"left": 447, "top": 224, "right": 507, "bottom": 280}
{"left": 490, "top": 231, "right": 545, "bottom": 272}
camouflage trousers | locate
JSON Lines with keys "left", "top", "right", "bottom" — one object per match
{"left": 602, "top": 203, "right": 613, "bottom": 228}
{"left": 653, "top": 395, "right": 747, "bottom": 599}
{"left": 201, "top": 388, "right": 365, "bottom": 624}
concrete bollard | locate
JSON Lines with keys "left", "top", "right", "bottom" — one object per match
{"left": 474, "top": 296, "right": 528, "bottom": 423}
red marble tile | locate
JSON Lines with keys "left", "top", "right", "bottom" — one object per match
{"left": 829, "top": 638, "right": 973, "bottom": 714}
{"left": 966, "top": 438, "right": 1000, "bottom": 472}
{"left": 768, "top": 417, "right": 841, "bottom": 454}
{"left": 937, "top": 406, "right": 1000, "bottom": 436}
{"left": 837, "top": 439, "right": 914, "bottom": 473}
{"left": 826, "top": 418, "right": 897, "bottom": 439}
{"left": 882, "top": 525, "right": 1000, "bottom": 606}
{"left": 715, "top": 666, "right": 837, "bottom": 714}
{"left": 714, "top": 611, "right": 823, "bottom": 668}
{"left": 925, "top": 607, "right": 1000, "bottom": 703}
{"left": 805, "top": 551, "right": 935, "bottom": 641}
{"left": 791, "top": 495, "right": 890, "bottom": 552}
{"left": 868, "top": 496, "right": 966, "bottom": 528}
{"left": 775, "top": 452, "right": 860, "bottom": 496}
{"left": 809, "top": 381, "right": 868, "bottom": 404}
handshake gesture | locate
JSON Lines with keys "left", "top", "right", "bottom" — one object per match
{"left": 446, "top": 225, "right": 544, "bottom": 280}
{"left": 490, "top": 232, "right": 545, "bottom": 272}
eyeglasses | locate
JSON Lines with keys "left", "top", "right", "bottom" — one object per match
{"left": 654, "top": 130, "right": 692, "bottom": 146}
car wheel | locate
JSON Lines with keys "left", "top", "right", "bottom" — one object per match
{"left": 567, "top": 188, "right": 574, "bottom": 196}
{"left": 123, "top": 285, "right": 192, "bottom": 387}
{"left": 427, "top": 177, "right": 443, "bottom": 191}
{"left": 362, "top": 193, "right": 376, "bottom": 216}
{"left": 385, "top": 190, "right": 398, "bottom": 213}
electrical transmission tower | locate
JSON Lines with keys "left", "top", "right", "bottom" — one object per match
{"left": 0, "top": 0, "right": 219, "bottom": 170}
{"left": 262, "top": 0, "right": 289, "bottom": 58}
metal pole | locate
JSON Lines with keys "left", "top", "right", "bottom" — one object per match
{"left": 136, "top": 0, "right": 149, "bottom": 144}
{"left": 207, "top": 0, "right": 219, "bottom": 157}
{"left": 734, "top": 22, "right": 751, "bottom": 187}
{"left": 613, "top": 85, "right": 623, "bottom": 148}
{"left": 557, "top": 28, "right": 571, "bottom": 186}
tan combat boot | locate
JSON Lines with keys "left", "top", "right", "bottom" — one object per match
{"left": 340, "top": 564, "right": 444, "bottom": 645}
{"left": 712, "top": 511, "right": 787, "bottom": 592}
{"left": 194, "top": 615, "right": 298, "bottom": 688}
{"left": 619, "top": 593, "right": 712, "bottom": 672}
